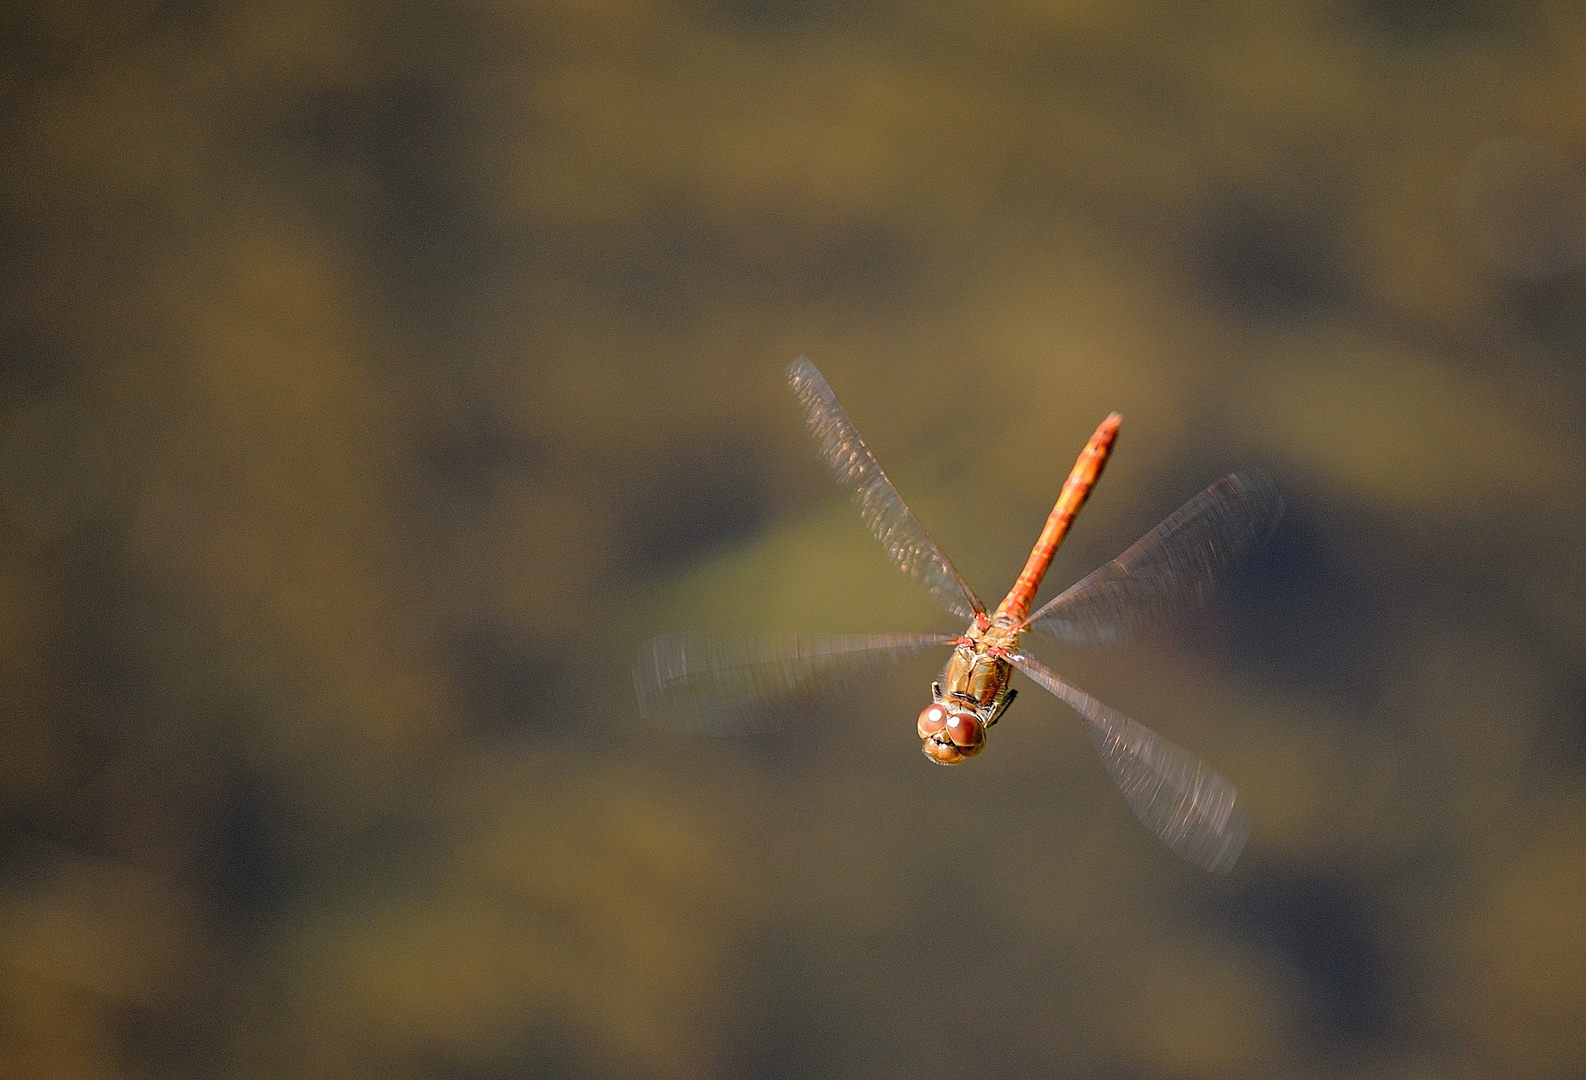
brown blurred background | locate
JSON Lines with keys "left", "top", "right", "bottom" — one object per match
{"left": 2, "top": 1, "right": 1585, "bottom": 1077}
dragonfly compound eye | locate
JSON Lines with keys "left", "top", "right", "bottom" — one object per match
{"left": 917, "top": 702, "right": 950, "bottom": 739}
{"left": 945, "top": 710, "right": 985, "bottom": 755}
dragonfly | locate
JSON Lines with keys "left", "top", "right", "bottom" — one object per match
{"left": 635, "top": 357, "right": 1282, "bottom": 873}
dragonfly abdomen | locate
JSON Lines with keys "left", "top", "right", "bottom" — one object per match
{"left": 994, "top": 412, "right": 1121, "bottom": 625}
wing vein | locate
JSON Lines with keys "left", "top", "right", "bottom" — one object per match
{"left": 1023, "top": 472, "right": 1282, "bottom": 645}
{"left": 635, "top": 632, "right": 958, "bottom": 735}
{"left": 787, "top": 356, "right": 985, "bottom": 621}
{"left": 1008, "top": 652, "right": 1250, "bottom": 873}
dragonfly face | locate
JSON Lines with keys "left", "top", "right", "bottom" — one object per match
{"left": 916, "top": 699, "right": 985, "bottom": 764}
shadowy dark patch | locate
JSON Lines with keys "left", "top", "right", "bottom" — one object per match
{"left": 1498, "top": 273, "right": 1586, "bottom": 362}
{"left": 212, "top": 770, "right": 448, "bottom": 926}
{"left": 577, "top": 210, "right": 917, "bottom": 323}
{"left": 0, "top": 11, "right": 62, "bottom": 85}
{"left": 446, "top": 618, "right": 560, "bottom": 735}
{"left": 114, "top": 991, "right": 223, "bottom": 1080}
{"left": 0, "top": 0, "right": 221, "bottom": 80}
{"left": 208, "top": 769, "right": 289, "bottom": 927}
{"left": 1354, "top": 0, "right": 1525, "bottom": 40}
{"left": 1225, "top": 866, "right": 1396, "bottom": 1046}
{"left": 275, "top": 67, "right": 516, "bottom": 333}
{"left": 318, "top": 813, "right": 450, "bottom": 903}
{"left": 49, "top": 529, "right": 160, "bottom": 719}
{"left": 728, "top": 721, "right": 842, "bottom": 780}
{"left": 144, "top": 0, "right": 221, "bottom": 33}
{"left": 1216, "top": 495, "right": 1399, "bottom": 715}
{"left": 1100, "top": 470, "right": 1398, "bottom": 715}
{"left": 1541, "top": 664, "right": 1586, "bottom": 774}
{"left": 424, "top": 1020, "right": 608, "bottom": 1080}
{"left": 294, "top": 78, "right": 470, "bottom": 254}
{"left": 1080, "top": 1069, "right": 1153, "bottom": 1080}
{"left": 1196, "top": 196, "right": 1345, "bottom": 320}
{"left": 622, "top": 440, "right": 770, "bottom": 574}
{"left": 720, "top": 932, "right": 855, "bottom": 1080}
{"left": 715, "top": 0, "right": 844, "bottom": 32}
{"left": 795, "top": 222, "right": 910, "bottom": 301}
{"left": 423, "top": 419, "right": 544, "bottom": 505}
{"left": 408, "top": 413, "right": 545, "bottom": 533}
{"left": 578, "top": 213, "right": 737, "bottom": 323}
{"left": 257, "top": 1, "right": 545, "bottom": 341}
{"left": 0, "top": 326, "right": 75, "bottom": 402}
{"left": 0, "top": 217, "right": 79, "bottom": 398}
{"left": 0, "top": 831, "right": 77, "bottom": 891}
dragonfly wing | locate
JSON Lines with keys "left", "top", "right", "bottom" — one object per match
{"left": 1023, "top": 472, "right": 1282, "bottom": 646}
{"left": 787, "top": 356, "right": 986, "bottom": 622}
{"left": 1008, "top": 652, "right": 1250, "bottom": 873}
{"left": 634, "top": 632, "right": 958, "bottom": 735}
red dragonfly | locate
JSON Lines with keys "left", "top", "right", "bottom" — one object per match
{"left": 635, "top": 357, "right": 1281, "bottom": 872}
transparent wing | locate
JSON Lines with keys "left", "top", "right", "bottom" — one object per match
{"left": 1023, "top": 471, "right": 1282, "bottom": 645}
{"left": 787, "top": 356, "right": 985, "bottom": 622}
{"left": 1008, "top": 652, "right": 1250, "bottom": 873}
{"left": 634, "top": 632, "right": 958, "bottom": 735}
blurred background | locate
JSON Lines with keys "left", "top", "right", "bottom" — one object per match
{"left": 1, "top": 1, "right": 1585, "bottom": 1077}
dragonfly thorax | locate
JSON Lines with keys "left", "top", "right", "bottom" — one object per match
{"left": 915, "top": 633, "right": 1021, "bottom": 765}
{"left": 943, "top": 639, "right": 1014, "bottom": 710}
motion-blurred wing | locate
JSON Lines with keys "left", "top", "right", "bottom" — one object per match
{"left": 635, "top": 632, "right": 957, "bottom": 735}
{"left": 1008, "top": 652, "right": 1249, "bottom": 873}
{"left": 1023, "top": 472, "right": 1282, "bottom": 645}
{"left": 787, "top": 356, "right": 985, "bottom": 623}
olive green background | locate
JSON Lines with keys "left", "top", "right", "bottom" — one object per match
{"left": 2, "top": 2, "right": 1585, "bottom": 1078}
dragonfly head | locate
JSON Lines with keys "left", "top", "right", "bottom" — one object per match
{"left": 916, "top": 700, "right": 985, "bottom": 765}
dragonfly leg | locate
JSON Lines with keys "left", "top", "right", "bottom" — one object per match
{"left": 986, "top": 687, "right": 1017, "bottom": 727}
